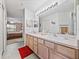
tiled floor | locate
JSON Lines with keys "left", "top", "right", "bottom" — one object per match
{"left": 3, "top": 42, "right": 23, "bottom": 59}
{"left": 3, "top": 41, "right": 39, "bottom": 59}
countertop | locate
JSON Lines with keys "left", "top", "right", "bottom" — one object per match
{"left": 26, "top": 32, "right": 79, "bottom": 49}
{"left": 7, "top": 32, "right": 22, "bottom": 40}
{"left": 7, "top": 31, "right": 22, "bottom": 34}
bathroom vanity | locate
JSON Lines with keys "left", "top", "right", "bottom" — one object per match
{"left": 26, "top": 33, "right": 79, "bottom": 59}
{"left": 24, "top": 0, "right": 79, "bottom": 59}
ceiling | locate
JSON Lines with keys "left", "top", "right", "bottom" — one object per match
{"left": 5, "top": 0, "right": 74, "bottom": 19}
{"left": 5, "top": 0, "right": 48, "bottom": 18}
{"left": 22, "top": 0, "right": 48, "bottom": 11}
{"left": 5, "top": 0, "right": 23, "bottom": 18}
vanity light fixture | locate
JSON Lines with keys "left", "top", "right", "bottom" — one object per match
{"left": 38, "top": 2, "right": 58, "bottom": 15}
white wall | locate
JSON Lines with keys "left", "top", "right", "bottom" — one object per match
{"left": 24, "top": 8, "right": 34, "bottom": 33}
{"left": 24, "top": 8, "right": 39, "bottom": 45}
{"left": 77, "top": 5, "right": 79, "bottom": 38}
{"left": 3, "top": 0, "right": 7, "bottom": 53}
{"left": 24, "top": 8, "right": 39, "bottom": 33}
{"left": 5, "top": 0, "right": 23, "bottom": 18}
{"left": 0, "top": 0, "right": 6, "bottom": 59}
{"left": 0, "top": 1, "right": 3, "bottom": 55}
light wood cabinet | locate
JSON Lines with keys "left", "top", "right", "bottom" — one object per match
{"left": 26, "top": 35, "right": 30, "bottom": 46}
{"left": 38, "top": 43, "right": 48, "bottom": 59}
{"left": 33, "top": 44, "right": 38, "bottom": 54}
{"left": 49, "top": 47, "right": 69, "bottom": 59}
{"left": 45, "top": 41, "right": 54, "bottom": 50}
{"left": 53, "top": 52, "right": 69, "bottom": 59}
{"left": 38, "top": 39, "right": 44, "bottom": 44}
{"left": 34, "top": 37, "right": 38, "bottom": 42}
{"left": 56, "top": 44, "right": 76, "bottom": 59}
{"left": 27, "top": 35, "right": 34, "bottom": 50}
{"left": 49, "top": 49, "right": 54, "bottom": 59}
{"left": 34, "top": 37, "right": 38, "bottom": 45}
{"left": 26, "top": 34, "right": 79, "bottom": 59}
{"left": 33, "top": 37, "right": 38, "bottom": 54}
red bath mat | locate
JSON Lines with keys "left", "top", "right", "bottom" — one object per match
{"left": 18, "top": 46, "right": 33, "bottom": 59}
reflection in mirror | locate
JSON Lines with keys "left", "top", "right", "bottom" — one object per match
{"left": 7, "top": 18, "right": 23, "bottom": 40}
{"left": 39, "top": 0, "right": 76, "bottom": 35}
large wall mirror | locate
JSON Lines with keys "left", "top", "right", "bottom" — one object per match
{"left": 39, "top": 0, "right": 77, "bottom": 35}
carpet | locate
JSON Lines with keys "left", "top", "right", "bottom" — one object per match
{"left": 18, "top": 46, "right": 33, "bottom": 59}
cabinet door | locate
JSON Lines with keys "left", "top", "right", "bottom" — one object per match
{"left": 29, "top": 36, "right": 34, "bottom": 50}
{"left": 49, "top": 49, "right": 54, "bottom": 59}
{"left": 56, "top": 44, "right": 76, "bottom": 59}
{"left": 45, "top": 41, "right": 54, "bottom": 49}
{"left": 33, "top": 37, "right": 38, "bottom": 54}
{"left": 49, "top": 47, "right": 69, "bottom": 59}
{"left": 27, "top": 35, "right": 30, "bottom": 47}
{"left": 38, "top": 43, "right": 48, "bottom": 59}
{"left": 26, "top": 35, "right": 29, "bottom": 46}
{"left": 33, "top": 44, "right": 38, "bottom": 54}
{"left": 53, "top": 53, "right": 69, "bottom": 59}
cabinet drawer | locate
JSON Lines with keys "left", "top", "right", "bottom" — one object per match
{"left": 38, "top": 39, "right": 44, "bottom": 44}
{"left": 27, "top": 35, "right": 30, "bottom": 39}
{"left": 34, "top": 40, "right": 38, "bottom": 45}
{"left": 45, "top": 41, "right": 54, "bottom": 49}
{"left": 49, "top": 49, "right": 69, "bottom": 59}
{"left": 34, "top": 37, "right": 38, "bottom": 42}
{"left": 54, "top": 52, "right": 69, "bottom": 59}
{"left": 56, "top": 44, "right": 76, "bottom": 59}
{"left": 29, "top": 36, "right": 33, "bottom": 39}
